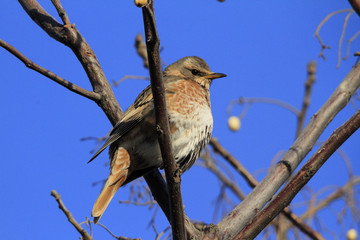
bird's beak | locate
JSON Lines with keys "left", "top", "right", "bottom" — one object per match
{"left": 205, "top": 72, "right": 227, "bottom": 80}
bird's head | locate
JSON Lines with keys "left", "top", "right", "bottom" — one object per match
{"left": 163, "top": 56, "right": 227, "bottom": 90}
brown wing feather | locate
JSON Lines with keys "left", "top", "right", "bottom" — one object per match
{"left": 92, "top": 147, "right": 130, "bottom": 223}
{"left": 88, "top": 86, "right": 154, "bottom": 163}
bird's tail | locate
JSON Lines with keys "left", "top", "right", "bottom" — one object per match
{"left": 92, "top": 148, "right": 130, "bottom": 223}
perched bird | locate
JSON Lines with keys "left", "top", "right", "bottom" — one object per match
{"left": 89, "top": 56, "right": 226, "bottom": 223}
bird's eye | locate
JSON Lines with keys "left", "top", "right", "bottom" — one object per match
{"left": 191, "top": 69, "right": 199, "bottom": 75}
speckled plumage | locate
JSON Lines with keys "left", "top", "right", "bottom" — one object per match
{"left": 89, "top": 56, "right": 226, "bottom": 223}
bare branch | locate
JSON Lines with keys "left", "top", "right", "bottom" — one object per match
{"left": 0, "top": 39, "right": 101, "bottom": 101}
{"left": 50, "top": 0, "right": 70, "bottom": 26}
{"left": 50, "top": 190, "right": 93, "bottom": 240}
{"left": 314, "top": 9, "right": 353, "bottom": 60}
{"left": 135, "top": 34, "right": 149, "bottom": 69}
{"left": 218, "top": 61, "right": 360, "bottom": 238}
{"left": 236, "top": 110, "right": 360, "bottom": 239}
{"left": 296, "top": 61, "right": 317, "bottom": 138}
{"left": 344, "top": 30, "right": 360, "bottom": 60}
{"left": 210, "top": 138, "right": 324, "bottom": 240}
{"left": 18, "top": 0, "right": 123, "bottom": 125}
{"left": 337, "top": 11, "right": 354, "bottom": 68}
{"left": 141, "top": 3, "right": 186, "bottom": 239}
{"left": 210, "top": 138, "right": 257, "bottom": 188}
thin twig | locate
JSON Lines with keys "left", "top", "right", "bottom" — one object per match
{"left": 296, "top": 61, "right": 317, "bottom": 138}
{"left": 314, "top": 9, "right": 353, "bottom": 60}
{"left": 236, "top": 110, "right": 360, "bottom": 239}
{"left": 344, "top": 30, "right": 360, "bottom": 60}
{"left": 301, "top": 177, "right": 360, "bottom": 220}
{"left": 227, "top": 97, "right": 300, "bottom": 118}
{"left": 50, "top": 190, "right": 93, "bottom": 240}
{"left": 95, "top": 222, "right": 141, "bottom": 240}
{"left": 112, "top": 75, "right": 149, "bottom": 87}
{"left": 337, "top": 11, "right": 354, "bottom": 68}
{"left": 0, "top": 39, "right": 100, "bottom": 101}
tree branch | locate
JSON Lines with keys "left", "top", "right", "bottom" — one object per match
{"left": 141, "top": 3, "right": 186, "bottom": 240}
{"left": 210, "top": 138, "right": 324, "bottom": 240}
{"left": 218, "top": 61, "right": 360, "bottom": 239}
{"left": 18, "top": 0, "right": 123, "bottom": 125}
{"left": 296, "top": 61, "right": 316, "bottom": 138}
{"left": 236, "top": 110, "right": 360, "bottom": 239}
{"left": 51, "top": 190, "right": 93, "bottom": 240}
{"left": 0, "top": 39, "right": 100, "bottom": 101}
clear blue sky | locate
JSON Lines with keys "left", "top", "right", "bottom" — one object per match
{"left": 1, "top": 1, "right": 359, "bottom": 239}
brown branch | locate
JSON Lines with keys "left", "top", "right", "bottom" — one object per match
{"left": 210, "top": 138, "right": 324, "bottom": 240}
{"left": 210, "top": 138, "right": 257, "bottom": 188}
{"left": 135, "top": 34, "right": 149, "bottom": 69}
{"left": 281, "top": 208, "right": 325, "bottom": 240}
{"left": 50, "top": 0, "right": 70, "bottom": 26}
{"left": 141, "top": 3, "right": 186, "bottom": 240}
{"left": 296, "top": 61, "right": 317, "bottom": 138}
{"left": 236, "top": 110, "right": 360, "bottom": 239}
{"left": 18, "top": 0, "right": 123, "bottom": 125}
{"left": 0, "top": 39, "right": 100, "bottom": 101}
{"left": 218, "top": 60, "right": 360, "bottom": 239}
{"left": 348, "top": 0, "right": 360, "bottom": 16}
{"left": 200, "top": 154, "right": 246, "bottom": 200}
{"left": 50, "top": 190, "right": 93, "bottom": 240}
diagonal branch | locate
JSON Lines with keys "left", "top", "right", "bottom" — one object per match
{"left": 51, "top": 190, "right": 93, "bottom": 240}
{"left": 218, "top": 61, "right": 360, "bottom": 239}
{"left": 141, "top": 2, "right": 186, "bottom": 239}
{"left": 236, "top": 110, "right": 360, "bottom": 239}
{"left": 18, "top": 0, "right": 122, "bottom": 125}
{"left": 209, "top": 138, "right": 324, "bottom": 240}
{"left": 0, "top": 39, "right": 100, "bottom": 101}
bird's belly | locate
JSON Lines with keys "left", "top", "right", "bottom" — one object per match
{"left": 169, "top": 107, "right": 213, "bottom": 165}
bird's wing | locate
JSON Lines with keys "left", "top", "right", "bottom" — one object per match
{"left": 88, "top": 85, "right": 154, "bottom": 163}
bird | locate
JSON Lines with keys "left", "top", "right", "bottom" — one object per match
{"left": 89, "top": 56, "right": 226, "bottom": 223}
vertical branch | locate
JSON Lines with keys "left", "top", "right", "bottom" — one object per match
{"left": 141, "top": 2, "right": 186, "bottom": 240}
{"left": 296, "top": 61, "right": 317, "bottom": 138}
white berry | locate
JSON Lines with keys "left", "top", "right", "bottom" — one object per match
{"left": 347, "top": 229, "right": 358, "bottom": 240}
{"left": 228, "top": 116, "right": 241, "bottom": 131}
